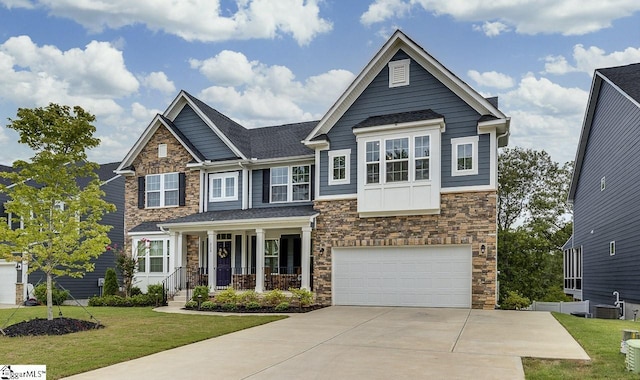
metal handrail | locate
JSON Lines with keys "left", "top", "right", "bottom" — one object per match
{"left": 161, "top": 267, "right": 184, "bottom": 305}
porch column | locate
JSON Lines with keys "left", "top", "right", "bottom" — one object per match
{"left": 301, "top": 226, "right": 312, "bottom": 290}
{"left": 255, "top": 228, "right": 265, "bottom": 292}
{"left": 207, "top": 230, "right": 217, "bottom": 290}
{"left": 169, "top": 231, "right": 181, "bottom": 274}
{"left": 241, "top": 231, "right": 247, "bottom": 274}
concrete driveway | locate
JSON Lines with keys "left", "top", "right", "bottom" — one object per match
{"left": 64, "top": 306, "right": 589, "bottom": 380}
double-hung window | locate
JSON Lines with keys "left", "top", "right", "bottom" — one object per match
{"left": 270, "top": 165, "right": 310, "bottom": 202}
{"left": 451, "top": 136, "right": 479, "bottom": 176}
{"left": 365, "top": 136, "right": 430, "bottom": 184}
{"left": 366, "top": 141, "right": 380, "bottom": 184}
{"left": 209, "top": 172, "right": 238, "bottom": 202}
{"left": 328, "top": 149, "right": 351, "bottom": 185}
{"left": 385, "top": 138, "right": 409, "bottom": 182}
{"left": 414, "top": 136, "right": 430, "bottom": 180}
{"left": 146, "top": 173, "right": 179, "bottom": 207}
{"left": 135, "top": 238, "right": 170, "bottom": 273}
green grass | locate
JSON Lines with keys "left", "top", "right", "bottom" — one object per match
{"left": 0, "top": 306, "right": 285, "bottom": 379}
{"left": 524, "top": 313, "right": 640, "bottom": 379}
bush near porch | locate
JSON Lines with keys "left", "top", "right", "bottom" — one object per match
{"left": 184, "top": 288, "right": 320, "bottom": 313}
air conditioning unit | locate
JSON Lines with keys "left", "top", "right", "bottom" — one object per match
{"left": 621, "top": 330, "right": 639, "bottom": 354}
{"left": 626, "top": 339, "right": 640, "bottom": 373}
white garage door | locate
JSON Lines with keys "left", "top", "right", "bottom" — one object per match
{"left": 0, "top": 261, "right": 17, "bottom": 304}
{"left": 333, "top": 246, "right": 471, "bottom": 308}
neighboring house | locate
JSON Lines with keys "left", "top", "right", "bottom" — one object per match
{"left": 0, "top": 162, "right": 124, "bottom": 304}
{"left": 0, "top": 164, "right": 23, "bottom": 304}
{"left": 566, "top": 62, "right": 640, "bottom": 317}
{"left": 116, "top": 30, "right": 510, "bottom": 309}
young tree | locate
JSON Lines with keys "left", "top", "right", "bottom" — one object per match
{"left": 497, "top": 147, "right": 573, "bottom": 302}
{"left": 0, "top": 103, "right": 115, "bottom": 320}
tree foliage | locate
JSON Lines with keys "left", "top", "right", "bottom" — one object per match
{"left": 114, "top": 246, "right": 137, "bottom": 298}
{"left": 0, "top": 103, "right": 115, "bottom": 320}
{"left": 497, "top": 147, "right": 573, "bottom": 302}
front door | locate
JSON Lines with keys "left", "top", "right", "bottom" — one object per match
{"left": 216, "top": 241, "right": 232, "bottom": 287}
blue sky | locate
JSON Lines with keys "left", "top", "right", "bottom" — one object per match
{"left": 0, "top": 0, "right": 639, "bottom": 166}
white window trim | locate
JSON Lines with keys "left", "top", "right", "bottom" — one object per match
{"left": 158, "top": 143, "right": 167, "bottom": 158}
{"left": 451, "top": 136, "right": 479, "bottom": 177}
{"left": 388, "top": 59, "right": 410, "bottom": 88}
{"left": 361, "top": 134, "right": 431, "bottom": 186}
{"left": 133, "top": 237, "right": 170, "bottom": 274}
{"left": 270, "top": 165, "right": 311, "bottom": 203}
{"left": 328, "top": 149, "right": 351, "bottom": 186}
{"left": 209, "top": 172, "right": 238, "bottom": 202}
{"left": 146, "top": 172, "right": 179, "bottom": 208}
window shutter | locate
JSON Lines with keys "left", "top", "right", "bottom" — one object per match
{"left": 137, "top": 177, "right": 145, "bottom": 209}
{"left": 262, "top": 169, "right": 270, "bottom": 204}
{"left": 310, "top": 165, "right": 315, "bottom": 201}
{"left": 179, "top": 172, "right": 186, "bottom": 206}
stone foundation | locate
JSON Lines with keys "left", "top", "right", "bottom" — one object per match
{"left": 15, "top": 283, "right": 24, "bottom": 305}
{"left": 312, "top": 192, "right": 497, "bottom": 309}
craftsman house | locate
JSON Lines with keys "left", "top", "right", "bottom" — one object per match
{"left": 566, "top": 62, "right": 640, "bottom": 317}
{"left": 116, "top": 30, "right": 510, "bottom": 309}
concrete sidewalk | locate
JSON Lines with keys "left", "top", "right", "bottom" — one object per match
{"left": 63, "top": 306, "right": 589, "bottom": 380}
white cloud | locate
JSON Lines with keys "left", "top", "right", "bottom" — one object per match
{"left": 472, "top": 21, "right": 510, "bottom": 37}
{"left": 363, "top": 0, "right": 640, "bottom": 36}
{"left": 192, "top": 50, "right": 354, "bottom": 127}
{"left": 140, "top": 72, "right": 176, "bottom": 94}
{"left": 360, "top": 0, "right": 411, "bottom": 25}
{"left": 544, "top": 44, "right": 640, "bottom": 75}
{"left": 498, "top": 74, "right": 589, "bottom": 163}
{"left": 0, "top": 0, "right": 34, "bottom": 9}
{"left": 468, "top": 70, "right": 514, "bottom": 89}
{"left": 15, "top": 0, "right": 332, "bottom": 46}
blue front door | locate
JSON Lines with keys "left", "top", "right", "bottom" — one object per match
{"left": 216, "top": 241, "right": 232, "bottom": 287}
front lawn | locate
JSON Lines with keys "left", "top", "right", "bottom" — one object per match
{"left": 524, "top": 313, "right": 640, "bottom": 379}
{"left": 0, "top": 306, "right": 285, "bottom": 379}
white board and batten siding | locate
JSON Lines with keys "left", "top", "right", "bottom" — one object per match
{"left": 332, "top": 245, "right": 472, "bottom": 308}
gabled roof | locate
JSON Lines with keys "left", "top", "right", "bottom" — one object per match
{"left": 568, "top": 63, "right": 640, "bottom": 201}
{"left": 353, "top": 109, "right": 443, "bottom": 130}
{"left": 303, "top": 29, "right": 509, "bottom": 144}
{"left": 248, "top": 121, "right": 316, "bottom": 159}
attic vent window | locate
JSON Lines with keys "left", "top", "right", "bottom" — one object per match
{"left": 158, "top": 144, "right": 167, "bottom": 158}
{"left": 388, "top": 59, "right": 410, "bottom": 88}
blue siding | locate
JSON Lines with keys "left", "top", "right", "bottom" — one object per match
{"left": 319, "top": 50, "right": 490, "bottom": 197}
{"left": 573, "top": 81, "right": 640, "bottom": 306}
{"left": 207, "top": 171, "right": 243, "bottom": 211}
{"left": 174, "top": 105, "right": 237, "bottom": 160}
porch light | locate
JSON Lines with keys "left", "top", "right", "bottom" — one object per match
{"left": 481, "top": 244, "right": 486, "bottom": 254}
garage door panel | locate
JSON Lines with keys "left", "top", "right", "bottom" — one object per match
{"left": 0, "top": 263, "right": 17, "bottom": 304}
{"left": 333, "top": 246, "right": 471, "bottom": 308}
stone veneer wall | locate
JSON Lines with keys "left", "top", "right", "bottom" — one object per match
{"left": 124, "top": 126, "right": 200, "bottom": 251}
{"left": 312, "top": 191, "right": 497, "bottom": 310}
{"left": 15, "top": 283, "right": 24, "bottom": 305}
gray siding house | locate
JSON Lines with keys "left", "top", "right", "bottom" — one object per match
{"left": 1, "top": 162, "right": 124, "bottom": 304}
{"left": 117, "top": 30, "right": 510, "bottom": 309}
{"left": 566, "top": 62, "right": 640, "bottom": 318}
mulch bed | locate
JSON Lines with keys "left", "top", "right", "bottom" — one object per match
{"left": 184, "top": 304, "right": 327, "bottom": 313}
{"left": 2, "top": 317, "right": 103, "bottom": 337}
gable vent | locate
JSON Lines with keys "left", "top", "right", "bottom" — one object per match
{"left": 389, "top": 59, "right": 410, "bottom": 88}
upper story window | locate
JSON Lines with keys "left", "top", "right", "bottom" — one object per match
{"left": 209, "top": 172, "right": 238, "bottom": 202}
{"left": 328, "top": 149, "right": 351, "bottom": 185}
{"left": 451, "top": 136, "right": 479, "bottom": 176}
{"left": 388, "top": 59, "right": 410, "bottom": 88}
{"left": 158, "top": 144, "right": 167, "bottom": 158}
{"left": 365, "top": 135, "right": 431, "bottom": 184}
{"left": 146, "top": 173, "right": 179, "bottom": 207}
{"left": 270, "top": 165, "right": 310, "bottom": 203}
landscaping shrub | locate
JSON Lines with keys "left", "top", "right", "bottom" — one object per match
{"left": 539, "top": 285, "right": 574, "bottom": 302}
{"left": 221, "top": 303, "right": 238, "bottom": 311}
{"left": 214, "top": 288, "right": 238, "bottom": 305}
{"left": 88, "top": 294, "right": 157, "bottom": 307}
{"left": 289, "top": 288, "right": 313, "bottom": 307}
{"left": 192, "top": 285, "right": 210, "bottom": 302}
{"left": 185, "top": 300, "right": 198, "bottom": 309}
{"left": 238, "top": 290, "right": 259, "bottom": 305}
{"left": 245, "top": 301, "right": 261, "bottom": 310}
{"left": 103, "top": 268, "right": 119, "bottom": 296}
{"left": 146, "top": 284, "right": 164, "bottom": 306}
{"left": 34, "top": 283, "right": 69, "bottom": 305}
{"left": 130, "top": 286, "right": 142, "bottom": 296}
{"left": 263, "top": 289, "right": 286, "bottom": 306}
{"left": 501, "top": 291, "right": 531, "bottom": 310}
{"left": 274, "top": 302, "right": 290, "bottom": 311}
{"left": 200, "top": 301, "right": 216, "bottom": 310}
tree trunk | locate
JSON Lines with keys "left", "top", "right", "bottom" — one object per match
{"left": 46, "top": 273, "right": 53, "bottom": 320}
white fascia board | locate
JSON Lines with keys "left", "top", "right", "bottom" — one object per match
{"left": 315, "top": 193, "right": 357, "bottom": 201}
{"left": 247, "top": 155, "right": 315, "bottom": 170}
{"left": 303, "top": 139, "right": 330, "bottom": 150}
{"left": 100, "top": 174, "right": 122, "bottom": 186}
{"left": 128, "top": 230, "right": 169, "bottom": 237}
{"left": 353, "top": 118, "right": 445, "bottom": 136}
{"left": 158, "top": 214, "right": 319, "bottom": 232}
{"left": 304, "top": 30, "right": 505, "bottom": 143}
{"left": 441, "top": 185, "right": 497, "bottom": 193}
{"left": 186, "top": 159, "right": 251, "bottom": 171}
{"left": 115, "top": 169, "right": 135, "bottom": 176}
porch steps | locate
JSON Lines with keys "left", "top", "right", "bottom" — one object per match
{"left": 167, "top": 291, "right": 187, "bottom": 308}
